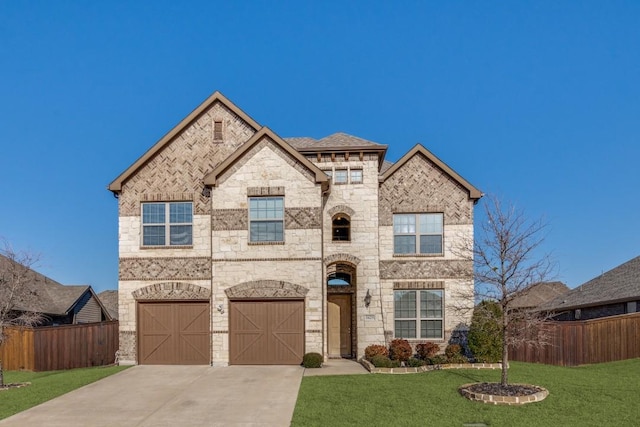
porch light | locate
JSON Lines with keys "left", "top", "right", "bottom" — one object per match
{"left": 364, "top": 289, "right": 372, "bottom": 308}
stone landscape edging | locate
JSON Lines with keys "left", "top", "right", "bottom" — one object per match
{"left": 458, "top": 383, "right": 549, "bottom": 405}
{"left": 359, "top": 358, "right": 503, "bottom": 374}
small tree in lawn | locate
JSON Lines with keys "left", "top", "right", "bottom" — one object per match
{"left": 0, "top": 240, "right": 43, "bottom": 387}
{"left": 470, "top": 195, "right": 554, "bottom": 386}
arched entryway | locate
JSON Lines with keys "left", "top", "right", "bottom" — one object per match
{"left": 326, "top": 262, "right": 357, "bottom": 358}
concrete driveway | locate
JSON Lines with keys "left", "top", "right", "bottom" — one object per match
{"left": 0, "top": 365, "right": 303, "bottom": 427}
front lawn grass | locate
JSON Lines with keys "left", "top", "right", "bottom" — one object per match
{"left": 0, "top": 365, "right": 129, "bottom": 420}
{"left": 292, "top": 359, "right": 640, "bottom": 426}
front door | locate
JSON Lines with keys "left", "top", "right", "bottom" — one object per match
{"left": 327, "top": 294, "right": 352, "bottom": 358}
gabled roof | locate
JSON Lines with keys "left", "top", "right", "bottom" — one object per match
{"left": 541, "top": 256, "right": 640, "bottom": 311}
{"left": 203, "top": 127, "right": 330, "bottom": 191}
{"left": 510, "top": 281, "right": 569, "bottom": 309}
{"left": 286, "top": 132, "right": 387, "bottom": 151}
{"left": 379, "top": 144, "right": 483, "bottom": 200}
{"left": 0, "top": 254, "right": 112, "bottom": 319}
{"left": 98, "top": 290, "right": 118, "bottom": 320}
{"left": 108, "top": 91, "right": 261, "bottom": 192}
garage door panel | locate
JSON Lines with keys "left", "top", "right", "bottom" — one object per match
{"left": 138, "top": 302, "right": 210, "bottom": 365}
{"left": 230, "top": 300, "right": 304, "bottom": 365}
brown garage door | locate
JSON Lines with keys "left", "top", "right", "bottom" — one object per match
{"left": 138, "top": 302, "right": 210, "bottom": 365}
{"left": 229, "top": 300, "right": 304, "bottom": 365}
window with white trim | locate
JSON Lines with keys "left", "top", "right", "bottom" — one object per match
{"left": 249, "top": 197, "right": 284, "bottom": 242}
{"left": 393, "top": 213, "right": 443, "bottom": 254}
{"left": 142, "top": 202, "right": 193, "bottom": 246}
{"left": 394, "top": 289, "right": 443, "bottom": 339}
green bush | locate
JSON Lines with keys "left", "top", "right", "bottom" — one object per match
{"left": 445, "top": 344, "right": 461, "bottom": 359}
{"left": 370, "top": 354, "right": 393, "bottom": 368}
{"left": 364, "top": 344, "right": 389, "bottom": 361}
{"left": 302, "top": 352, "right": 324, "bottom": 368}
{"left": 467, "top": 300, "right": 503, "bottom": 363}
{"left": 407, "top": 357, "right": 426, "bottom": 367}
{"left": 446, "top": 354, "right": 469, "bottom": 364}
{"left": 389, "top": 339, "right": 412, "bottom": 362}
{"left": 427, "top": 354, "right": 447, "bottom": 365}
{"left": 415, "top": 342, "right": 440, "bottom": 360}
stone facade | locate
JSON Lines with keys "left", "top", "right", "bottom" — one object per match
{"left": 111, "top": 92, "right": 480, "bottom": 365}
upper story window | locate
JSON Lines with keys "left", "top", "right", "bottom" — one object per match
{"left": 249, "top": 197, "right": 284, "bottom": 242}
{"left": 332, "top": 215, "right": 351, "bottom": 241}
{"left": 350, "top": 169, "right": 363, "bottom": 184}
{"left": 142, "top": 202, "right": 193, "bottom": 246}
{"left": 394, "top": 289, "right": 443, "bottom": 339}
{"left": 393, "top": 213, "right": 443, "bottom": 255}
{"left": 334, "top": 169, "right": 348, "bottom": 184}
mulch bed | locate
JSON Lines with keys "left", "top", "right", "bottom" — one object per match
{"left": 0, "top": 382, "right": 31, "bottom": 391}
{"left": 465, "top": 382, "right": 543, "bottom": 396}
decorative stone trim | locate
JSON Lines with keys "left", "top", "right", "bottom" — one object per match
{"left": 324, "top": 253, "right": 361, "bottom": 266}
{"left": 306, "top": 329, "right": 322, "bottom": 333}
{"left": 225, "top": 280, "right": 309, "bottom": 299}
{"left": 360, "top": 358, "right": 502, "bottom": 374}
{"left": 212, "top": 330, "right": 229, "bottom": 334}
{"left": 248, "top": 241, "right": 285, "bottom": 246}
{"left": 285, "top": 207, "right": 321, "bottom": 229}
{"left": 459, "top": 383, "right": 549, "bottom": 405}
{"left": 212, "top": 209, "right": 247, "bottom": 230}
{"left": 132, "top": 282, "right": 210, "bottom": 300}
{"left": 327, "top": 204, "right": 355, "bottom": 218}
{"left": 247, "top": 186, "right": 285, "bottom": 196}
{"left": 119, "top": 257, "right": 211, "bottom": 281}
{"left": 379, "top": 260, "right": 472, "bottom": 280}
{"left": 393, "top": 281, "right": 445, "bottom": 290}
{"left": 212, "top": 257, "right": 321, "bottom": 262}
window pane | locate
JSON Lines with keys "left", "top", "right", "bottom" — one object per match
{"left": 334, "top": 170, "right": 347, "bottom": 183}
{"left": 350, "top": 169, "right": 362, "bottom": 183}
{"left": 394, "top": 235, "right": 416, "bottom": 254}
{"left": 420, "top": 290, "right": 443, "bottom": 318}
{"left": 250, "top": 197, "right": 283, "bottom": 220}
{"left": 395, "top": 320, "right": 416, "bottom": 339}
{"left": 143, "top": 225, "right": 165, "bottom": 246}
{"left": 394, "top": 291, "right": 416, "bottom": 318}
{"left": 170, "top": 225, "right": 192, "bottom": 245}
{"left": 142, "top": 204, "right": 165, "bottom": 224}
{"left": 393, "top": 214, "right": 415, "bottom": 234}
{"left": 421, "top": 320, "right": 443, "bottom": 339}
{"left": 250, "top": 221, "right": 283, "bottom": 242}
{"left": 420, "top": 235, "right": 442, "bottom": 254}
{"left": 170, "top": 202, "right": 192, "bottom": 223}
{"left": 420, "top": 213, "right": 443, "bottom": 233}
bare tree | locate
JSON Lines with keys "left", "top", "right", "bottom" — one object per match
{"left": 0, "top": 240, "right": 43, "bottom": 387}
{"left": 458, "top": 195, "right": 554, "bottom": 386}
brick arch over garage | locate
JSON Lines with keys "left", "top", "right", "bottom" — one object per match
{"left": 132, "top": 282, "right": 210, "bottom": 300}
{"left": 225, "top": 280, "right": 309, "bottom": 299}
{"left": 324, "top": 253, "right": 361, "bottom": 266}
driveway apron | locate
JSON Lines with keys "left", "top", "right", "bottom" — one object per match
{"left": 0, "top": 365, "right": 303, "bottom": 427}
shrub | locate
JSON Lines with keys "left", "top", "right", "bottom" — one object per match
{"left": 370, "top": 354, "right": 392, "bottom": 368}
{"left": 427, "top": 354, "right": 447, "bottom": 365}
{"left": 445, "top": 344, "right": 462, "bottom": 359}
{"left": 468, "top": 300, "right": 503, "bottom": 363}
{"left": 364, "top": 344, "right": 389, "bottom": 361}
{"left": 447, "top": 354, "right": 469, "bottom": 364}
{"left": 407, "top": 357, "right": 426, "bottom": 367}
{"left": 416, "top": 342, "right": 440, "bottom": 360}
{"left": 302, "top": 352, "right": 323, "bottom": 368}
{"left": 389, "top": 339, "right": 412, "bottom": 362}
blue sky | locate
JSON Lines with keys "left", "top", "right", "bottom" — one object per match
{"left": 1, "top": 1, "right": 638, "bottom": 293}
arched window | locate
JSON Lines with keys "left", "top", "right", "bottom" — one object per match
{"left": 332, "top": 215, "right": 350, "bottom": 241}
{"left": 327, "top": 272, "right": 351, "bottom": 286}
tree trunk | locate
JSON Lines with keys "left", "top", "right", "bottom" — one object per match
{"left": 0, "top": 358, "right": 4, "bottom": 387}
{"left": 501, "top": 314, "right": 509, "bottom": 386}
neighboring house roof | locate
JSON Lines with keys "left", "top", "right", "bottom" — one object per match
{"left": 97, "top": 290, "right": 119, "bottom": 320}
{"left": 0, "top": 254, "right": 112, "bottom": 320}
{"left": 510, "top": 281, "right": 569, "bottom": 309}
{"left": 108, "top": 91, "right": 262, "bottom": 192}
{"left": 541, "top": 256, "right": 640, "bottom": 311}
{"left": 379, "top": 144, "right": 483, "bottom": 200}
{"left": 204, "top": 127, "right": 330, "bottom": 191}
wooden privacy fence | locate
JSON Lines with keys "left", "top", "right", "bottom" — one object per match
{"left": 1, "top": 321, "right": 118, "bottom": 371}
{"left": 510, "top": 312, "right": 640, "bottom": 366}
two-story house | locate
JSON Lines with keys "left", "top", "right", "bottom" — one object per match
{"left": 108, "top": 92, "right": 481, "bottom": 365}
